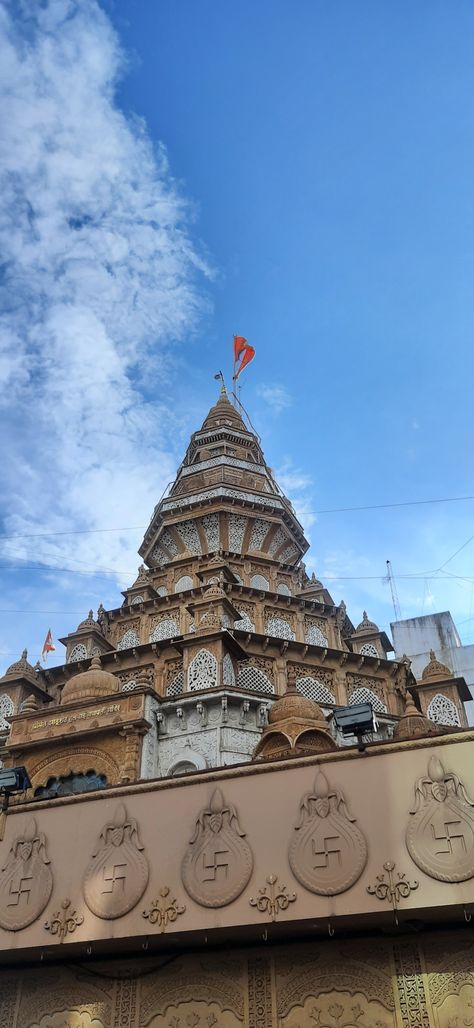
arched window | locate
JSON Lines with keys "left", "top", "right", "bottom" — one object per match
{"left": 427, "top": 693, "right": 461, "bottom": 727}
{"left": 234, "top": 611, "right": 255, "bottom": 632}
{"left": 188, "top": 649, "right": 217, "bottom": 691}
{"left": 131, "top": 594, "right": 144, "bottom": 605}
{"left": 174, "top": 575, "right": 193, "bottom": 593}
{"left": 360, "top": 642, "right": 378, "bottom": 658}
{"left": 117, "top": 629, "right": 140, "bottom": 651}
{"left": 277, "top": 583, "right": 292, "bottom": 597}
{"left": 223, "top": 653, "right": 236, "bottom": 687}
{"left": 266, "top": 617, "right": 296, "bottom": 641}
{"left": 305, "top": 624, "right": 329, "bottom": 646}
{"left": 251, "top": 574, "right": 269, "bottom": 591}
{"left": 237, "top": 665, "right": 275, "bottom": 694}
{"left": 0, "top": 694, "right": 14, "bottom": 732}
{"left": 157, "top": 586, "right": 168, "bottom": 597}
{"left": 297, "top": 677, "right": 335, "bottom": 705}
{"left": 69, "top": 643, "right": 88, "bottom": 662}
{"left": 149, "top": 618, "right": 179, "bottom": 643}
{"left": 349, "top": 687, "right": 387, "bottom": 713}
{"left": 34, "top": 770, "right": 107, "bottom": 799}
{"left": 167, "top": 671, "right": 184, "bottom": 696}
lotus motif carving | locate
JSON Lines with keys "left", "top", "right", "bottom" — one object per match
{"left": 0, "top": 817, "right": 53, "bottom": 931}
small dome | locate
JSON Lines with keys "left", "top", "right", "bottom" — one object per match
{"left": 254, "top": 671, "right": 337, "bottom": 760}
{"left": 2, "top": 648, "right": 36, "bottom": 681}
{"left": 61, "top": 655, "right": 118, "bottom": 705}
{"left": 421, "top": 649, "right": 453, "bottom": 682}
{"left": 76, "top": 610, "right": 98, "bottom": 633}
{"left": 355, "top": 611, "right": 379, "bottom": 634}
{"left": 204, "top": 580, "right": 226, "bottom": 599}
{"left": 393, "top": 692, "right": 441, "bottom": 741}
{"left": 269, "top": 690, "right": 324, "bottom": 725}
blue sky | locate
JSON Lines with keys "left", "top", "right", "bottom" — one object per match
{"left": 1, "top": 0, "right": 474, "bottom": 671}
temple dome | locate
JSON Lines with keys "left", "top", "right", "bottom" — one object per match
{"left": 268, "top": 690, "right": 323, "bottom": 725}
{"left": 61, "top": 655, "right": 118, "bottom": 705}
{"left": 421, "top": 649, "right": 453, "bottom": 682}
{"left": 76, "top": 610, "right": 99, "bottom": 633}
{"left": 254, "top": 672, "right": 337, "bottom": 761}
{"left": 2, "top": 648, "right": 36, "bottom": 681}
{"left": 354, "top": 611, "right": 379, "bottom": 634}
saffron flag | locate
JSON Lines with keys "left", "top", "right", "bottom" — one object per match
{"left": 233, "top": 335, "right": 255, "bottom": 380}
{"left": 41, "top": 629, "right": 56, "bottom": 661}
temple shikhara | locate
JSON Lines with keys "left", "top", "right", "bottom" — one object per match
{"left": 0, "top": 384, "right": 473, "bottom": 1027}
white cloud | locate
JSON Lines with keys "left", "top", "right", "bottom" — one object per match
{"left": 257, "top": 383, "right": 292, "bottom": 414}
{"left": 0, "top": 0, "right": 210, "bottom": 585}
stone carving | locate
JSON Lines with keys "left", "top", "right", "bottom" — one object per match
{"left": 83, "top": 803, "right": 149, "bottom": 919}
{"left": 249, "top": 874, "right": 296, "bottom": 921}
{"left": 248, "top": 956, "right": 273, "bottom": 1027}
{"left": 406, "top": 756, "right": 474, "bottom": 882}
{"left": 182, "top": 788, "right": 253, "bottom": 907}
{"left": 0, "top": 817, "right": 53, "bottom": 931}
{"left": 288, "top": 771, "right": 368, "bottom": 895}
{"left": 367, "top": 861, "right": 418, "bottom": 921}
{"left": 392, "top": 940, "right": 431, "bottom": 1028}
{"left": 44, "top": 898, "right": 84, "bottom": 941}
{"left": 142, "top": 886, "right": 186, "bottom": 932}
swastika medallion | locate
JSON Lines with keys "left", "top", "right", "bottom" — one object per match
{"left": 0, "top": 818, "right": 53, "bottom": 931}
{"left": 406, "top": 756, "right": 474, "bottom": 882}
{"left": 182, "top": 788, "right": 253, "bottom": 907}
{"left": 289, "top": 771, "right": 368, "bottom": 895}
{"left": 83, "top": 803, "right": 149, "bottom": 919}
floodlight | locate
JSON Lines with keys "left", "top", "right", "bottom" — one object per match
{"left": 0, "top": 766, "right": 31, "bottom": 793}
{"left": 333, "top": 703, "right": 375, "bottom": 750}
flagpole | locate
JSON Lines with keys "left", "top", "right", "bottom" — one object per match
{"left": 232, "top": 334, "right": 237, "bottom": 407}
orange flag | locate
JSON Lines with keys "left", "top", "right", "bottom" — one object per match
{"left": 41, "top": 629, "right": 56, "bottom": 661}
{"left": 233, "top": 336, "right": 255, "bottom": 379}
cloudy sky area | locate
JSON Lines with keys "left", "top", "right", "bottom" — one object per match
{"left": 1, "top": 0, "right": 474, "bottom": 670}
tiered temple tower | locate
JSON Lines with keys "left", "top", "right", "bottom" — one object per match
{"left": 0, "top": 385, "right": 470, "bottom": 792}
{"left": 0, "top": 385, "right": 474, "bottom": 1027}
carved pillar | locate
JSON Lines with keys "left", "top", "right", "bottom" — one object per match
{"left": 119, "top": 727, "right": 144, "bottom": 783}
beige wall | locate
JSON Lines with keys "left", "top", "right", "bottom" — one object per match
{"left": 0, "top": 734, "right": 473, "bottom": 961}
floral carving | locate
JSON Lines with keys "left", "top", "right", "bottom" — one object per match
{"left": 83, "top": 803, "right": 149, "bottom": 919}
{"left": 406, "top": 756, "right": 474, "bottom": 882}
{"left": 249, "top": 874, "right": 296, "bottom": 921}
{"left": 142, "top": 886, "right": 186, "bottom": 932}
{"left": 289, "top": 771, "right": 368, "bottom": 895}
{"left": 367, "top": 861, "right": 418, "bottom": 921}
{"left": 181, "top": 788, "right": 253, "bottom": 907}
{"left": 44, "top": 898, "right": 84, "bottom": 942}
{"left": 0, "top": 817, "right": 53, "bottom": 931}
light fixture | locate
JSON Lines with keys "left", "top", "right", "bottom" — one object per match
{"left": 332, "top": 703, "right": 375, "bottom": 751}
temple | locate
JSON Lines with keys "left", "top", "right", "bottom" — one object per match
{"left": 0, "top": 385, "right": 473, "bottom": 1026}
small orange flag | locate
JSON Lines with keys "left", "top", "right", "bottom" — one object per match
{"left": 41, "top": 629, "right": 56, "bottom": 661}
{"left": 233, "top": 335, "right": 255, "bottom": 379}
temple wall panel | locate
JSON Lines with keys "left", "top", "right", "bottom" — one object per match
{"left": 1, "top": 931, "right": 474, "bottom": 1026}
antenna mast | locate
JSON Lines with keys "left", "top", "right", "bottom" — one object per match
{"left": 385, "top": 560, "right": 402, "bottom": 621}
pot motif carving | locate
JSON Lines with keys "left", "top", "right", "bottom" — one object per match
{"left": 0, "top": 817, "right": 53, "bottom": 931}
{"left": 83, "top": 802, "right": 149, "bottom": 919}
{"left": 406, "top": 756, "right": 474, "bottom": 882}
{"left": 288, "top": 771, "right": 368, "bottom": 895}
{"left": 181, "top": 787, "right": 253, "bottom": 907}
